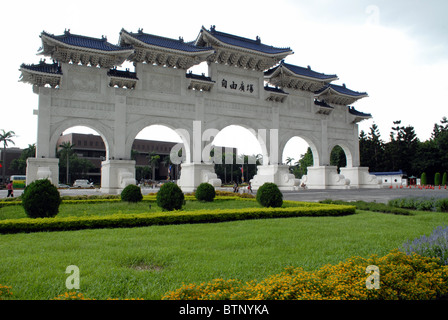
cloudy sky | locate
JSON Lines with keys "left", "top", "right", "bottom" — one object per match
{"left": 1, "top": 0, "right": 447, "bottom": 162}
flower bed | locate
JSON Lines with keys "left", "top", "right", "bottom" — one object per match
{"left": 162, "top": 250, "right": 448, "bottom": 300}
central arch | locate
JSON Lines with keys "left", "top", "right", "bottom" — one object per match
{"left": 125, "top": 118, "right": 192, "bottom": 165}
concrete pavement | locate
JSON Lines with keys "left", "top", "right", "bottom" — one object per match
{"left": 1, "top": 186, "right": 447, "bottom": 203}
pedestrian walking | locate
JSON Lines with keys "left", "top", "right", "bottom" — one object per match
{"left": 6, "top": 180, "right": 13, "bottom": 198}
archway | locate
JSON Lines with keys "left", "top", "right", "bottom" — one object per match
{"left": 211, "top": 125, "right": 264, "bottom": 185}
{"left": 131, "top": 125, "right": 185, "bottom": 186}
{"left": 329, "top": 142, "right": 353, "bottom": 170}
{"left": 282, "top": 136, "right": 314, "bottom": 179}
{"left": 51, "top": 124, "right": 111, "bottom": 187}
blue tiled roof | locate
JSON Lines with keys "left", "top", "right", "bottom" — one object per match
{"left": 198, "top": 26, "right": 292, "bottom": 55}
{"left": 314, "top": 99, "right": 333, "bottom": 109}
{"left": 265, "top": 61, "right": 338, "bottom": 80}
{"left": 348, "top": 106, "right": 371, "bottom": 117}
{"left": 20, "top": 60, "right": 62, "bottom": 74}
{"left": 41, "top": 30, "right": 132, "bottom": 52}
{"left": 264, "top": 85, "right": 288, "bottom": 94}
{"left": 317, "top": 83, "right": 368, "bottom": 97}
{"left": 122, "top": 29, "right": 213, "bottom": 53}
{"left": 370, "top": 170, "right": 405, "bottom": 176}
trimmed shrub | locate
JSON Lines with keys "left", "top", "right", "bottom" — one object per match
{"left": 156, "top": 182, "right": 185, "bottom": 211}
{"left": 195, "top": 183, "right": 216, "bottom": 202}
{"left": 436, "top": 199, "right": 448, "bottom": 213}
{"left": 421, "top": 172, "right": 427, "bottom": 185}
{"left": 0, "top": 201, "right": 356, "bottom": 234}
{"left": 21, "top": 179, "right": 61, "bottom": 218}
{"left": 120, "top": 184, "right": 143, "bottom": 203}
{"left": 435, "top": 172, "right": 441, "bottom": 186}
{"left": 443, "top": 172, "right": 448, "bottom": 186}
{"left": 256, "top": 183, "right": 283, "bottom": 208}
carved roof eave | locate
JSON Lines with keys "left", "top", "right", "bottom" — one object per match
{"left": 265, "top": 68, "right": 338, "bottom": 93}
{"left": 350, "top": 115, "right": 371, "bottom": 123}
{"left": 39, "top": 34, "right": 134, "bottom": 68}
{"left": 108, "top": 76, "right": 138, "bottom": 89}
{"left": 198, "top": 31, "right": 292, "bottom": 71}
{"left": 187, "top": 78, "right": 215, "bottom": 92}
{"left": 315, "top": 88, "right": 368, "bottom": 106}
{"left": 19, "top": 67, "right": 62, "bottom": 88}
{"left": 267, "top": 74, "right": 331, "bottom": 93}
{"left": 265, "top": 91, "right": 288, "bottom": 103}
{"left": 119, "top": 31, "right": 214, "bottom": 69}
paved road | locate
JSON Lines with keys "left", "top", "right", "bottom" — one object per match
{"left": 2, "top": 187, "right": 447, "bottom": 203}
{"left": 282, "top": 187, "right": 448, "bottom": 203}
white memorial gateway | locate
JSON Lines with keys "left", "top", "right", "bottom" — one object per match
{"left": 19, "top": 26, "right": 380, "bottom": 193}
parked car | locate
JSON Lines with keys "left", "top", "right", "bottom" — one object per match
{"left": 58, "top": 183, "right": 70, "bottom": 189}
{"left": 73, "top": 179, "right": 94, "bottom": 188}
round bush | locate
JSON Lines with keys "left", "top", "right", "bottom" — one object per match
{"left": 121, "top": 184, "right": 143, "bottom": 202}
{"left": 22, "top": 179, "right": 61, "bottom": 218}
{"left": 256, "top": 183, "right": 283, "bottom": 208}
{"left": 195, "top": 183, "right": 216, "bottom": 202}
{"left": 156, "top": 182, "right": 185, "bottom": 211}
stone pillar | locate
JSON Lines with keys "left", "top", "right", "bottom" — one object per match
{"left": 26, "top": 87, "right": 60, "bottom": 187}
{"left": 35, "top": 88, "right": 52, "bottom": 159}
{"left": 340, "top": 167, "right": 382, "bottom": 188}
{"left": 177, "top": 162, "right": 221, "bottom": 192}
{"left": 101, "top": 159, "right": 136, "bottom": 194}
{"left": 26, "top": 157, "right": 59, "bottom": 187}
{"left": 301, "top": 166, "right": 350, "bottom": 189}
{"left": 250, "top": 164, "right": 300, "bottom": 191}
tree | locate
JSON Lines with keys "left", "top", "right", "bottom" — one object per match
{"left": 442, "top": 172, "right": 447, "bottom": 186}
{"left": 435, "top": 172, "right": 441, "bottom": 186}
{"left": 359, "top": 123, "right": 385, "bottom": 172}
{"left": 421, "top": 172, "right": 427, "bottom": 186}
{"left": 58, "top": 142, "right": 74, "bottom": 184}
{"left": 147, "top": 152, "right": 160, "bottom": 180}
{"left": 293, "top": 147, "right": 313, "bottom": 178}
{"left": 330, "top": 146, "right": 346, "bottom": 173}
{"left": 162, "top": 155, "right": 172, "bottom": 180}
{"left": 383, "top": 121, "right": 419, "bottom": 175}
{"left": 10, "top": 144, "right": 36, "bottom": 174}
{"left": 0, "top": 129, "right": 16, "bottom": 184}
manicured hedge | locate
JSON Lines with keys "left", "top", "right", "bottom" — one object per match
{"left": 0, "top": 202, "right": 355, "bottom": 234}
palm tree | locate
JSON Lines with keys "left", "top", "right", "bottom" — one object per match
{"left": 286, "top": 156, "right": 295, "bottom": 173}
{"left": 161, "top": 155, "right": 172, "bottom": 180}
{"left": 59, "top": 142, "right": 74, "bottom": 184}
{"left": 147, "top": 152, "right": 160, "bottom": 181}
{"left": 0, "top": 129, "right": 16, "bottom": 184}
{"left": 286, "top": 157, "right": 295, "bottom": 166}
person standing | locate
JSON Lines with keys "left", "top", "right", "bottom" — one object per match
{"left": 6, "top": 180, "right": 13, "bottom": 198}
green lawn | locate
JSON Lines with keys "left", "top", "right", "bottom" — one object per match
{"left": 1, "top": 206, "right": 448, "bottom": 300}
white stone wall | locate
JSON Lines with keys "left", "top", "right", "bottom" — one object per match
{"left": 28, "top": 59, "right": 378, "bottom": 191}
